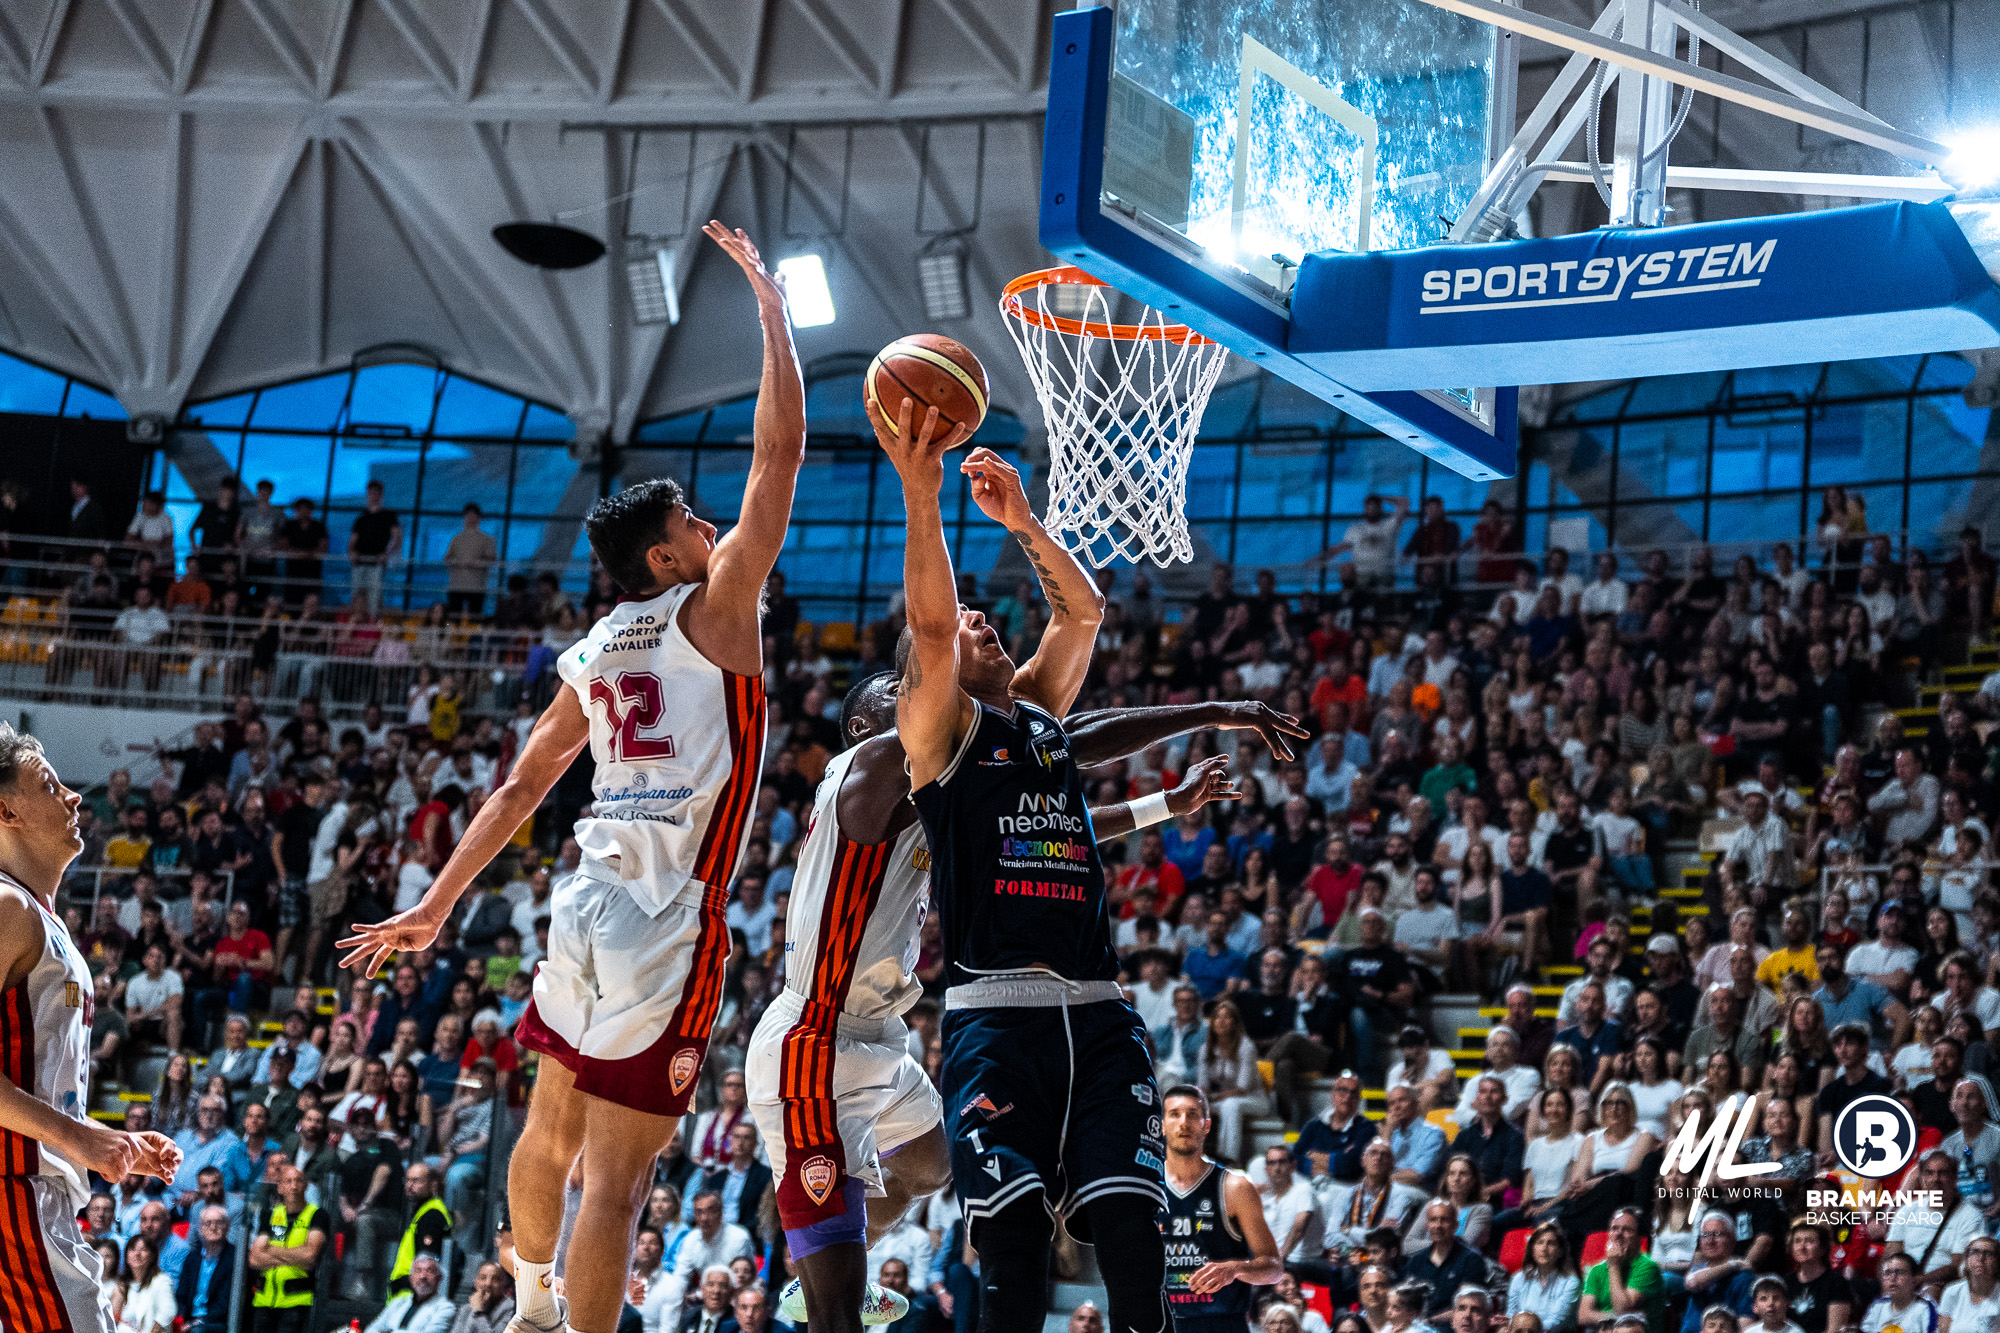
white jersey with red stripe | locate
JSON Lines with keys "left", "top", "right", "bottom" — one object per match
{"left": 557, "top": 583, "right": 767, "bottom": 914}
{"left": 782, "top": 744, "right": 930, "bottom": 1021}
{"left": 0, "top": 873, "right": 94, "bottom": 1205}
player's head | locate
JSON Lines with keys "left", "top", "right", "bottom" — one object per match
{"left": 0, "top": 723, "right": 84, "bottom": 871}
{"left": 895, "top": 606, "right": 1014, "bottom": 699}
{"left": 840, "top": 671, "right": 899, "bottom": 746}
{"left": 1160, "top": 1084, "right": 1209, "bottom": 1155}
{"left": 584, "top": 478, "right": 713, "bottom": 595}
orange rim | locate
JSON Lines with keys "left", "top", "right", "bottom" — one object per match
{"left": 999, "top": 266, "right": 1214, "bottom": 345}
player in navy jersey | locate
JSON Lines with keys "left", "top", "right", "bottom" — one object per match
{"left": 871, "top": 393, "right": 1250, "bottom": 1333}
{"left": 1156, "top": 1086, "right": 1281, "bottom": 1333}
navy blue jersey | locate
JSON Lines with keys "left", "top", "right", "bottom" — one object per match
{"left": 910, "top": 700, "right": 1118, "bottom": 983}
{"left": 1160, "top": 1161, "right": 1252, "bottom": 1327}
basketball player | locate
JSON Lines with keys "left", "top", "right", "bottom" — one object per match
{"left": 873, "top": 393, "right": 1184, "bottom": 1333}
{"left": 756, "top": 671, "right": 1299, "bottom": 1333}
{"left": 0, "top": 724, "right": 181, "bottom": 1333}
{"left": 340, "top": 221, "right": 803, "bottom": 1333}
{"left": 1157, "top": 1085, "right": 1281, "bottom": 1333}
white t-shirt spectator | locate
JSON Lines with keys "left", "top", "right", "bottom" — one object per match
{"left": 1387, "top": 1048, "right": 1457, "bottom": 1097}
{"left": 1520, "top": 1131, "right": 1584, "bottom": 1200}
{"left": 1239, "top": 659, "right": 1286, "bottom": 696}
{"left": 1862, "top": 1296, "right": 1940, "bottom": 1333}
{"left": 1559, "top": 973, "right": 1634, "bottom": 1023}
{"left": 1343, "top": 515, "right": 1402, "bottom": 581}
{"left": 396, "top": 860, "right": 434, "bottom": 914}
{"left": 125, "top": 968, "right": 183, "bottom": 1016}
{"left": 1435, "top": 822, "right": 1504, "bottom": 869}
{"left": 113, "top": 604, "right": 171, "bottom": 646}
{"left": 1261, "top": 1177, "right": 1324, "bottom": 1264}
{"left": 126, "top": 510, "right": 175, "bottom": 549}
{"left": 1846, "top": 940, "right": 1920, "bottom": 982}
{"left": 1592, "top": 810, "right": 1644, "bottom": 858}
{"left": 1858, "top": 588, "right": 1898, "bottom": 635}
{"left": 1579, "top": 579, "right": 1629, "bottom": 617}
{"left": 1886, "top": 1198, "right": 1983, "bottom": 1270}
{"left": 1938, "top": 1279, "right": 2000, "bottom": 1333}
{"left": 1541, "top": 572, "right": 1585, "bottom": 615}
{"left": 728, "top": 898, "right": 778, "bottom": 956}
{"left": 1735, "top": 777, "right": 1806, "bottom": 815}
{"left": 1394, "top": 904, "right": 1458, "bottom": 957}
{"left": 1934, "top": 987, "right": 2000, "bottom": 1035}
{"left": 1450, "top": 1064, "right": 1542, "bottom": 1125}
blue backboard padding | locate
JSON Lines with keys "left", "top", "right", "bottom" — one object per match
{"left": 1039, "top": 5, "right": 1520, "bottom": 482}
{"left": 1288, "top": 200, "right": 2000, "bottom": 389}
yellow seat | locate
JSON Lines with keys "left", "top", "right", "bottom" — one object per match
{"left": 819, "top": 621, "right": 858, "bottom": 654}
{"left": 1257, "top": 1060, "right": 1275, "bottom": 1092}
{"left": 1427, "top": 1108, "right": 1459, "bottom": 1142}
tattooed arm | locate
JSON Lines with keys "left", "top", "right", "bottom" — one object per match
{"left": 955, "top": 448, "right": 1105, "bottom": 719}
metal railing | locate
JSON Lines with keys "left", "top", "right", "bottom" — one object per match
{"left": 64, "top": 865, "right": 236, "bottom": 917}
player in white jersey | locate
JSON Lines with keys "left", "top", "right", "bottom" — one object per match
{"left": 341, "top": 221, "right": 805, "bottom": 1333}
{"left": 0, "top": 724, "right": 180, "bottom": 1333}
{"left": 751, "top": 673, "right": 1302, "bottom": 1333}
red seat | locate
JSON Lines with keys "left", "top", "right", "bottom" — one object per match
{"left": 172, "top": 1221, "right": 189, "bottom": 1239}
{"left": 1299, "top": 1284, "right": 1336, "bottom": 1326}
{"left": 1499, "top": 1229, "right": 1534, "bottom": 1273}
{"left": 1580, "top": 1233, "right": 1650, "bottom": 1268}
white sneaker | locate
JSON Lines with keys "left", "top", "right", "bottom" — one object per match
{"left": 777, "top": 1280, "right": 910, "bottom": 1326}
{"left": 507, "top": 1295, "right": 570, "bottom": 1333}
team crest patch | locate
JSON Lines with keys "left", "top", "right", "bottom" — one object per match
{"left": 960, "top": 1093, "right": 1013, "bottom": 1121}
{"left": 668, "top": 1049, "right": 700, "bottom": 1096}
{"left": 799, "top": 1155, "right": 838, "bottom": 1207}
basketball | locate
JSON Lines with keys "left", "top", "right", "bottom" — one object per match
{"left": 866, "top": 334, "right": 988, "bottom": 441}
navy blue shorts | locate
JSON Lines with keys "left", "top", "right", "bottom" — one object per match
{"left": 942, "top": 997, "right": 1166, "bottom": 1234}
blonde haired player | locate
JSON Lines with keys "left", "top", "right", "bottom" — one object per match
{"left": 0, "top": 723, "right": 181, "bottom": 1333}
{"left": 342, "top": 221, "right": 804, "bottom": 1333}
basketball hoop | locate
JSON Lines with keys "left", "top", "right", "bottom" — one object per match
{"left": 999, "top": 267, "right": 1228, "bottom": 567}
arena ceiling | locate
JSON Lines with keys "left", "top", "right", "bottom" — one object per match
{"left": 0, "top": 0, "right": 1989, "bottom": 443}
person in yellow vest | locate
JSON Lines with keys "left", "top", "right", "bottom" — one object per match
{"left": 389, "top": 1161, "right": 453, "bottom": 1297}
{"left": 250, "top": 1163, "right": 328, "bottom": 1333}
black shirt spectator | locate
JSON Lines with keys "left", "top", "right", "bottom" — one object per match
{"left": 349, "top": 506, "right": 400, "bottom": 560}
{"left": 1786, "top": 1266, "right": 1856, "bottom": 1333}
{"left": 1452, "top": 1113, "right": 1526, "bottom": 1189}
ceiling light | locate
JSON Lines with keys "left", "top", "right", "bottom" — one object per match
{"left": 777, "top": 254, "right": 836, "bottom": 327}
{"left": 491, "top": 222, "right": 607, "bottom": 270}
{"left": 627, "top": 246, "right": 680, "bottom": 325}
{"left": 1941, "top": 127, "right": 2000, "bottom": 196}
{"left": 916, "top": 236, "right": 970, "bottom": 320}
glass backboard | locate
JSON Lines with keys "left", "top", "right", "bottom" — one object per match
{"left": 1100, "top": 0, "right": 1502, "bottom": 291}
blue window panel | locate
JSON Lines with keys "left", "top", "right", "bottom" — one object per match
{"left": 1726, "top": 363, "right": 1823, "bottom": 402}
{"left": 971, "top": 409, "right": 1025, "bottom": 445}
{"left": 635, "top": 410, "right": 707, "bottom": 443}
{"left": 0, "top": 353, "right": 70, "bottom": 414}
{"left": 411, "top": 442, "right": 512, "bottom": 517}
{"left": 520, "top": 404, "right": 572, "bottom": 440}
{"left": 1197, "top": 378, "right": 1260, "bottom": 440}
{"left": 181, "top": 391, "right": 257, "bottom": 429}
{"left": 1919, "top": 357, "right": 1978, "bottom": 392}
{"left": 1423, "top": 468, "right": 1488, "bottom": 513}
{"left": 1822, "top": 359, "right": 1923, "bottom": 400}
{"left": 622, "top": 448, "right": 695, "bottom": 490}
{"left": 1237, "top": 443, "right": 1331, "bottom": 518}
{"left": 805, "top": 372, "right": 867, "bottom": 438}
{"left": 1557, "top": 383, "right": 1630, "bottom": 423}
{"left": 506, "top": 448, "right": 586, "bottom": 516}
{"left": 502, "top": 520, "right": 545, "bottom": 563}
{"left": 347, "top": 363, "right": 441, "bottom": 434}
{"left": 238, "top": 433, "right": 332, "bottom": 506}
{"left": 436, "top": 375, "right": 527, "bottom": 438}
{"left": 1611, "top": 500, "right": 1701, "bottom": 552}
{"left": 254, "top": 373, "right": 351, "bottom": 429}
{"left": 795, "top": 447, "right": 877, "bottom": 516}
{"left": 1329, "top": 439, "right": 1423, "bottom": 515}
{"left": 1912, "top": 393, "right": 1993, "bottom": 457}
{"left": 160, "top": 460, "right": 198, "bottom": 502}
{"left": 1615, "top": 419, "right": 1708, "bottom": 500}
{"left": 952, "top": 524, "right": 1012, "bottom": 592}
{"left": 1906, "top": 478, "right": 1978, "bottom": 546}
{"left": 1185, "top": 441, "right": 1238, "bottom": 520}
{"left": 777, "top": 523, "right": 867, "bottom": 598}
{"left": 1623, "top": 371, "right": 1725, "bottom": 418}
{"left": 62, "top": 381, "right": 126, "bottom": 420}
{"left": 1253, "top": 378, "right": 1347, "bottom": 433}
{"left": 691, "top": 451, "right": 752, "bottom": 520}
{"left": 1703, "top": 496, "right": 1799, "bottom": 547}
{"left": 1228, "top": 519, "right": 1325, "bottom": 570}
{"left": 1808, "top": 401, "right": 1906, "bottom": 488}
{"left": 703, "top": 399, "right": 757, "bottom": 442}
{"left": 1710, "top": 416, "right": 1804, "bottom": 494}
{"left": 327, "top": 435, "right": 425, "bottom": 508}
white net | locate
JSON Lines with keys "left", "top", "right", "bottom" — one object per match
{"left": 1000, "top": 270, "right": 1229, "bottom": 567}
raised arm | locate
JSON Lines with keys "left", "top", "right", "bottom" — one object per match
{"left": 337, "top": 687, "right": 589, "bottom": 976}
{"left": 682, "top": 222, "right": 807, "bottom": 677}
{"left": 874, "top": 396, "right": 974, "bottom": 790}
{"left": 958, "top": 449, "right": 1104, "bottom": 717}
{"left": 1067, "top": 701, "right": 1307, "bottom": 768}
{"left": 1091, "top": 754, "right": 1238, "bottom": 841}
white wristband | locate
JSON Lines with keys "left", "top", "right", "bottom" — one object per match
{"left": 1129, "top": 790, "right": 1172, "bottom": 829}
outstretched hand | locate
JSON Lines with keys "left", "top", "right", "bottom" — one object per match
{"left": 866, "top": 394, "right": 970, "bottom": 489}
{"left": 1220, "top": 701, "right": 1309, "bottom": 762}
{"left": 703, "top": 221, "right": 786, "bottom": 311}
{"left": 336, "top": 899, "right": 450, "bottom": 980}
{"left": 1166, "top": 754, "right": 1241, "bottom": 817}
{"left": 960, "top": 448, "right": 1034, "bottom": 529}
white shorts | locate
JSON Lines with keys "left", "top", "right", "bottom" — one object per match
{"left": 0, "top": 1175, "right": 111, "bottom": 1333}
{"left": 745, "top": 990, "right": 942, "bottom": 1229}
{"left": 515, "top": 862, "right": 730, "bottom": 1117}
